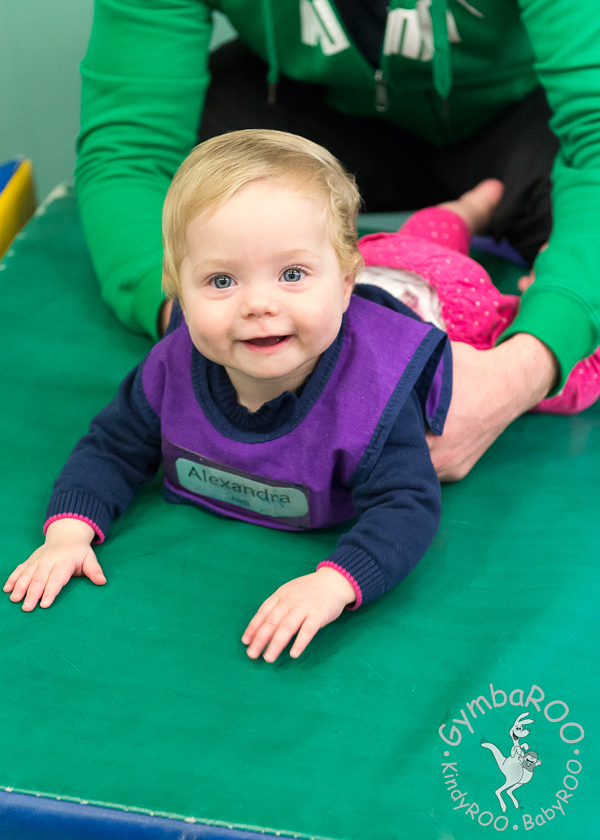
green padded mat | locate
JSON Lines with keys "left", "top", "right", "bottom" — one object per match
{"left": 1, "top": 186, "right": 598, "bottom": 838}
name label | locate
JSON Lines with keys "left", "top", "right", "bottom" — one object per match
{"left": 162, "top": 439, "right": 310, "bottom": 525}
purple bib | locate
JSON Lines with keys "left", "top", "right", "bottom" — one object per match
{"left": 142, "top": 296, "right": 448, "bottom": 531}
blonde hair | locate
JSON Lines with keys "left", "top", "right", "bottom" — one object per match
{"left": 162, "top": 129, "right": 363, "bottom": 298}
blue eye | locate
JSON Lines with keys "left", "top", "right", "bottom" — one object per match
{"left": 210, "top": 274, "right": 235, "bottom": 290}
{"left": 281, "top": 267, "right": 305, "bottom": 283}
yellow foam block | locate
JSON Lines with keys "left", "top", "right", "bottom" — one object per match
{"left": 0, "top": 159, "right": 37, "bottom": 259}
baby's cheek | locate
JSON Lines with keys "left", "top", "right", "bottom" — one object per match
{"left": 308, "top": 308, "right": 343, "bottom": 348}
{"left": 188, "top": 319, "right": 223, "bottom": 357}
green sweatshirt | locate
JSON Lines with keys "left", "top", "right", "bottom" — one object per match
{"left": 77, "top": 0, "right": 600, "bottom": 389}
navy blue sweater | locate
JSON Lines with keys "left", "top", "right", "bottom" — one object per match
{"left": 46, "top": 288, "right": 448, "bottom": 607}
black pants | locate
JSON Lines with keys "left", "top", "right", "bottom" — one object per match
{"left": 198, "top": 41, "right": 559, "bottom": 262}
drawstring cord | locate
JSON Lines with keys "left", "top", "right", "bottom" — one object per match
{"left": 261, "top": 0, "right": 280, "bottom": 105}
{"left": 376, "top": 0, "right": 452, "bottom": 115}
{"left": 261, "top": 0, "right": 453, "bottom": 117}
{"left": 430, "top": 0, "right": 452, "bottom": 110}
{"left": 375, "top": 0, "right": 399, "bottom": 113}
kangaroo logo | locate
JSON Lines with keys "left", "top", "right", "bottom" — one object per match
{"left": 481, "top": 713, "right": 542, "bottom": 813}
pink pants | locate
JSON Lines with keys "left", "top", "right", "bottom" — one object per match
{"left": 358, "top": 207, "right": 600, "bottom": 414}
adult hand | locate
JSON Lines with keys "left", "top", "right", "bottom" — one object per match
{"left": 4, "top": 519, "right": 104, "bottom": 611}
{"left": 242, "top": 567, "right": 356, "bottom": 663}
{"left": 517, "top": 242, "right": 548, "bottom": 293}
{"left": 428, "top": 334, "right": 558, "bottom": 482}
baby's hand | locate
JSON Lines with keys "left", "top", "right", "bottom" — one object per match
{"left": 242, "top": 567, "right": 356, "bottom": 663}
{"left": 4, "top": 519, "right": 105, "bottom": 611}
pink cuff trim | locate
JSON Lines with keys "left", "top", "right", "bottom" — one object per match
{"left": 317, "top": 561, "right": 363, "bottom": 610}
{"left": 44, "top": 514, "right": 105, "bottom": 544}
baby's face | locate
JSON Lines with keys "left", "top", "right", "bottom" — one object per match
{"left": 179, "top": 180, "right": 353, "bottom": 404}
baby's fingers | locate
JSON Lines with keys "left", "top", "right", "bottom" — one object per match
{"left": 262, "top": 610, "right": 307, "bottom": 663}
{"left": 289, "top": 617, "right": 321, "bottom": 660}
{"left": 4, "top": 561, "right": 34, "bottom": 594}
{"left": 37, "top": 563, "right": 84, "bottom": 609}
{"left": 241, "top": 594, "right": 279, "bottom": 647}
{"left": 8, "top": 565, "right": 40, "bottom": 606}
{"left": 81, "top": 552, "right": 106, "bottom": 586}
{"left": 244, "top": 603, "right": 295, "bottom": 660}
{"left": 19, "top": 566, "right": 58, "bottom": 611}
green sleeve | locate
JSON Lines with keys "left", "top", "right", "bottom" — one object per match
{"left": 502, "top": 0, "right": 600, "bottom": 391}
{"left": 76, "top": 0, "right": 214, "bottom": 338}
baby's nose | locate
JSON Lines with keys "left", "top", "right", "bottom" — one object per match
{"left": 241, "top": 286, "right": 281, "bottom": 318}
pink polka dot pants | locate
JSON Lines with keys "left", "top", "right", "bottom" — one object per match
{"left": 358, "top": 207, "right": 600, "bottom": 414}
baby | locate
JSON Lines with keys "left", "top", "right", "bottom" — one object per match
{"left": 4, "top": 130, "right": 451, "bottom": 662}
{"left": 357, "top": 182, "right": 600, "bottom": 415}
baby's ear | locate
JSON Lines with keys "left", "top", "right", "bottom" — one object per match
{"left": 342, "top": 272, "right": 355, "bottom": 311}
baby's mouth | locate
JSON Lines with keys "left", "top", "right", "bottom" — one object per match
{"left": 244, "top": 335, "right": 289, "bottom": 347}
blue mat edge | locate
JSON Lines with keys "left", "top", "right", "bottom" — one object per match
{"left": 0, "top": 791, "right": 300, "bottom": 840}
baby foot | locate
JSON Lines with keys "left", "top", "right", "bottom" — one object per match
{"left": 439, "top": 179, "right": 504, "bottom": 235}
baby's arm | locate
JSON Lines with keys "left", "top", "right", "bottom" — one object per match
{"left": 46, "top": 363, "right": 162, "bottom": 539}
{"left": 5, "top": 361, "right": 162, "bottom": 610}
{"left": 242, "top": 567, "right": 355, "bottom": 662}
{"left": 242, "top": 390, "right": 440, "bottom": 662}
{"left": 3, "top": 519, "right": 104, "bottom": 611}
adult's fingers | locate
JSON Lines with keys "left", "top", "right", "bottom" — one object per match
{"left": 517, "top": 272, "right": 535, "bottom": 292}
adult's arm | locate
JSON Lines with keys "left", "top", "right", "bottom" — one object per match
{"left": 504, "top": 0, "right": 600, "bottom": 375}
{"left": 430, "top": 0, "right": 600, "bottom": 480}
{"left": 428, "top": 334, "right": 556, "bottom": 481}
{"left": 76, "top": 0, "right": 213, "bottom": 338}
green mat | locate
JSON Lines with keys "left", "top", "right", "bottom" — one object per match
{"left": 1, "top": 185, "right": 598, "bottom": 838}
